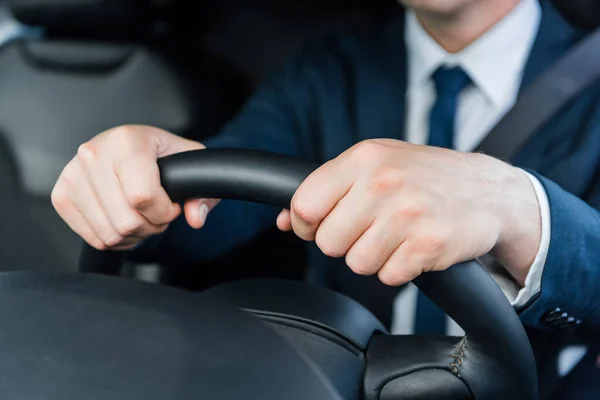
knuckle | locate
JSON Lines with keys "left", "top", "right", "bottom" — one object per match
{"left": 368, "top": 167, "right": 406, "bottom": 195}
{"left": 291, "top": 197, "right": 320, "bottom": 225}
{"left": 106, "top": 125, "right": 150, "bottom": 156}
{"left": 77, "top": 141, "right": 97, "bottom": 164}
{"left": 110, "top": 125, "right": 140, "bottom": 140}
{"left": 353, "top": 140, "right": 386, "bottom": 162}
{"left": 58, "top": 159, "right": 82, "bottom": 186}
{"left": 90, "top": 240, "right": 108, "bottom": 251}
{"left": 315, "top": 231, "right": 345, "bottom": 258}
{"left": 101, "top": 232, "right": 124, "bottom": 248}
{"left": 403, "top": 235, "right": 448, "bottom": 269}
{"left": 413, "top": 233, "right": 448, "bottom": 257}
{"left": 395, "top": 200, "right": 427, "bottom": 221}
{"left": 113, "top": 217, "right": 144, "bottom": 237}
{"left": 125, "top": 189, "right": 155, "bottom": 211}
{"left": 377, "top": 271, "right": 398, "bottom": 286}
{"left": 378, "top": 266, "right": 416, "bottom": 287}
{"left": 378, "top": 271, "right": 405, "bottom": 287}
{"left": 346, "top": 252, "right": 376, "bottom": 276}
{"left": 50, "top": 186, "right": 69, "bottom": 211}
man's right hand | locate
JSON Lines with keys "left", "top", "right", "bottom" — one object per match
{"left": 51, "top": 125, "right": 219, "bottom": 251}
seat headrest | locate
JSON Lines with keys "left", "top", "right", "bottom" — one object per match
{"left": 8, "top": 0, "right": 159, "bottom": 35}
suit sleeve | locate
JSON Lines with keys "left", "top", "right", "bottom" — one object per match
{"left": 517, "top": 170, "right": 600, "bottom": 334}
{"left": 131, "top": 46, "right": 323, "bottom": 265}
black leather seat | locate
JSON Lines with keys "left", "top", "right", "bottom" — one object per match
{"left": 0, "top": 0, "right": 245, "bottom": 273}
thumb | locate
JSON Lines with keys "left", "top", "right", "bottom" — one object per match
{"left": 277, "top": 209, "right": 292, "bottom": 231}
{"left": 183, "top": 198, "right": 221, "bottom": 229}
{"left": 151, "top": 128, "right": 211, "bottom": 227}
{"left": 153, "top": 128, "right": 206, "bottom": 157}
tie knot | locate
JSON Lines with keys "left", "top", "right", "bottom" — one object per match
{"left": 432, "top": 66, "right": 471, "bottom": 96}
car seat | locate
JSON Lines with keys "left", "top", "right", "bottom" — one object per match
{"left": 0, "top": 0, "right": 246, "bottom": 273}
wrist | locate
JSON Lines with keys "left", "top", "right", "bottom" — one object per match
{"left": 489, "top": 164, "right": 542, "bottom": 286}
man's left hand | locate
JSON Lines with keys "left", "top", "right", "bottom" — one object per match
{"left": 277, "top": 139, "right": 542, "bottom": 287}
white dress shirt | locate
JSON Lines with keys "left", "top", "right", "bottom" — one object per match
{"left": 391, "top": 0, "right": 551, "bottom": 337}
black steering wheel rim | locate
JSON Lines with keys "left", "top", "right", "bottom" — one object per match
{"left": 80, "top": 148, "right": 538, "bottom": 400}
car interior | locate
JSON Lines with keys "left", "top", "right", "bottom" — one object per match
{"left": 0, "top": 0, "right": 400, "bottom": 285}
{"left": 0, "top": 0, "right": 597, "bottom": 399}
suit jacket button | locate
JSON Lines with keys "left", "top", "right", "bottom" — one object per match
{"left": 557, "top": 316, "right": 579, "bottom": 330}
{"left": 566, "top": 318, "right": 582, "bottom": 331}
{"left": 543, "top": 307, "right": 562, "bottom": 322}
{"left": 544, "top": 310, "right": 568, "bottom": 325}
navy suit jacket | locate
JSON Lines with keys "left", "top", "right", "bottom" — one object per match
{"left": 137, "top": 2, "right": 600, "bottom": 334}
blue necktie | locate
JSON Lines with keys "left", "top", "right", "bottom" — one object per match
{"left": 414, "top": 66, "right": 471, "bottom": 335}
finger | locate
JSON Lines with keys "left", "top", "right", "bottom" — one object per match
{"left": 183, "top": 198, "right": 221, "bottom": 229}
{"left": 70, "top": 175, "right": 151, "bottom": 247}
{"left": 345, "top": 217, "right": 404, "bottom": 276}
{"left": 290, "top": 158, "right": 355, "bottom": 241}
{"left": 116, "top": 154, "right": 181, "bottom": 226}
{"left": 313, "top": 185, "right": 376, "bottom": 258}
{"left": 277, "top": 209, "right": 292, "bottom": 231}
{"left": 153, "top": 129, "right": 205, "bottom": 157}
{"left": 54, "top": 162, "right": 126, "bottom": 246}
{"left": 52, "top": 187, "right": 107, "bottom": 250}
{"left": 377, "top": 242, "right": 429, "bottom": 287}
{"left": 77, "top": 144, "right": 164, "bottom": 239}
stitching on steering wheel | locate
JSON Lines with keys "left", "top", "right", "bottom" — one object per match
{"left": 449, "top": 336, "right": 468, "bottom": 376}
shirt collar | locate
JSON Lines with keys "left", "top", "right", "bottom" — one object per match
{"left": 405, "top": 0, "right": 541, "bottom": 108}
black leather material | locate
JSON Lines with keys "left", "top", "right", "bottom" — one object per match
{"left": 266, "top": 322, "right": 365, "bottom": 400}
{"left": 205, "top": 279, "right": 387, "bottom": 351}
{"left": 81, "top": 149, "right": 538, "bottom": 399}
{"left": 380, "top": 370, "right": 472, "bottom": 400}
{"left": 364, "top": 336, "right": 472, "bottom": 399}
{"left": 0, "top": 271, "right": 342, "bottom": 400}
{"left": 411, "top": 265, "right": 538, "bottom": 400}
{"left": 158, "top": 148, "right": 319, "bottom": 205}
{"left": 205, "top": 279, "right": 387, "bottom": 399}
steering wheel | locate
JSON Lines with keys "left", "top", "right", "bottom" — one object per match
{"left": 0, "top": 149, "right": 537, "bottom": 400}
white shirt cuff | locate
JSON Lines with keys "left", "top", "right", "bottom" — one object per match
{"left": 477, "top": 172, "right": 551, "bottom": 306}
{"left": 509, "top": 172, "right": 551, "bottom": 307}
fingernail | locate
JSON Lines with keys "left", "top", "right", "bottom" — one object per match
{"left": 197, "top": 203, "right": 210, "bottom": 227}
